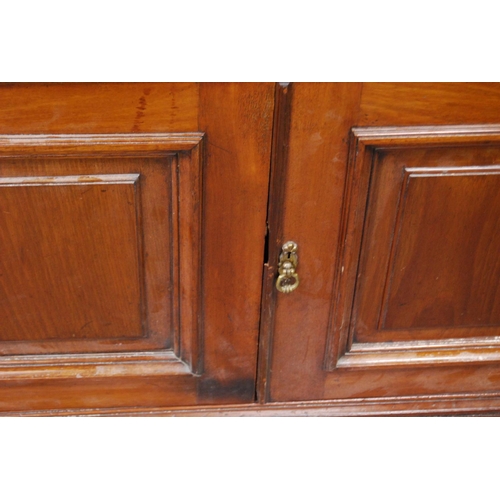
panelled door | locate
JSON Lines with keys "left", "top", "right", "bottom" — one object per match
{"left": 264, "top": 83, "right": 500, "bottom": 413}
{"left": 0, "top": 83, "right": 274, "bottom": 412}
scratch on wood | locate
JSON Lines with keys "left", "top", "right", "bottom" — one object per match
{"left": 207, "top": 141, "right": 233, "bottom": 156}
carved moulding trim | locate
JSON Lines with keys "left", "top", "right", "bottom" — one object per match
{"left": 0, "top": 132, "right": 204, "bottom": 379}
{"left": 5, "top": 392, "right": 500, "bottom": 416}
{"left": 325, "top": 124, "right": 500, "bottom": 371}
{"left": 0, "top": 133, "right": 204, "bottom": 156}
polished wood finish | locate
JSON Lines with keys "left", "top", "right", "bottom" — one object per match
{"left": 383, "top": 169, "right": 500, "bottom": 330}
{"left": 0, "top": 134, "right": 202, "bottom": 360}
{"left": 0, "top": 83, "right": 274, "bottom": 412}
{"left": 359, "top": 83, "right": 500, "bottom": 126}
{"left": 257, "top": 83, "right": 293, "bottom": 403}
{"left": 268, "top": 84, "right": 500, "bottom": 409}
{"left": 0, "top": 131, "right": 204, "bottom": 409}
{"left": 197, "top": 83, "right": 274, "bottom": 403}
{"left": 0, "top": 173, "right": 142, "bottom": 344}
{"left": 6, "top": 392, "right": 500, "bottom": 416}
{"left": 327, "top": 126, "right": 500, "bottom": 373}
{"left": 0, "top": 83, "right": 199, "bottom": 134}
{"left": 358, "top": 157, "right": 500, "bottom": 336}
{"left": 2, "top": 83, "right": 500, "bottom": 415}
{"left": 266, "top": 83, "right": 363, "bottom": 401}
{"left": 0, "top": 374, "right": 198, "bottom": 412}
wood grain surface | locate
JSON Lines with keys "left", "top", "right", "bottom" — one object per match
{"left": 0, "top": 83, "right": 274, "bottom": 411}
{"left": 359, "top": 83, "right": 500, "bottom": 126}
{"left": 2, "top": 83, "right": 500, "bottom": 415}
{"left": 0, "top": 174, "right": 142, "bottom": 343}
{"left": 268, "top": 84, "right": 500, "bottom": 408}
{"left": 0, "top": 83, "right": 199, "bottom": 134}
{"left": 197, "top": 83, "right": 274, "bottom": 403}
{"left": 267, "top": 83, "right": 363, "bottom": 401}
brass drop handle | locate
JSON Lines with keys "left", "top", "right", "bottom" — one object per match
{"left": 276, "top": 241, "right": 299, "bottom": 293}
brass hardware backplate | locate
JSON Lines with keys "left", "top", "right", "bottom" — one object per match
{"left": 276, "top": 241, "right": 299, "bottom": 293}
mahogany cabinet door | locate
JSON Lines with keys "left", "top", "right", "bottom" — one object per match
{"left": 264, "top": 83, "right": 500, "bottom": 414}
{"left": 0, "top": 83, "right": 274, "bottom": 413}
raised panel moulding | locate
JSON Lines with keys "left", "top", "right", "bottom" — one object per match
{"left": 0, "top": 173, "right": 144, "bottom": 344}
{"left": 0, "top": 133, "right": 204, "bottom": 379}
{"left": 325, "top": 125, "right": 500, "bottom": 371}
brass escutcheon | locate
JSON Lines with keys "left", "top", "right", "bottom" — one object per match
{"left": 276, "top": 241, "right": 299, "bottom": 293}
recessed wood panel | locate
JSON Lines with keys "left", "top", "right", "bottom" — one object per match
{"left": 0, "top": 174, "right": 143, "bottom": 343}
{"left": 353, "top": 154, "right": 500, "bottom": 345}
{"left": 0, "top": 134, "right": 203, "bottom": 364}
{"left": 382, "top": 170, "right": 500, "bottom": 331}
{"left": 327, "top": 126, "right": 500, "bottom": 371}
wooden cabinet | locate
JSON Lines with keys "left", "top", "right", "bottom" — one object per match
{"left": 1, "top": 83, "right": 500, "bottom": 415}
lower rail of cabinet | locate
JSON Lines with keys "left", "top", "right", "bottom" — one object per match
{"left": 3, "top": 393, "right": 500, "bottom": 416}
